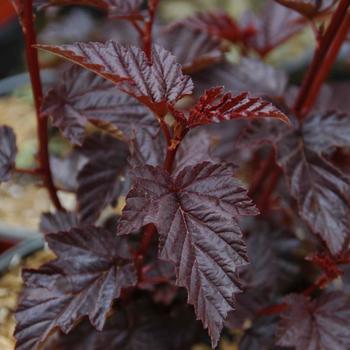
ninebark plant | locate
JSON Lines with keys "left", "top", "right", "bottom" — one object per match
{"left": 1, "top": 0, "right": 350, "bottom": 349}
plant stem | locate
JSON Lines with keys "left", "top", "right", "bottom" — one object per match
{"left": 301, "top": 12, "right": 350, "bottom": 115}
{"left": 294, "top": 0, "right": 350, "bottom": 119}
{"left": 22, "top": 0, "right": 63, "bottom": 210}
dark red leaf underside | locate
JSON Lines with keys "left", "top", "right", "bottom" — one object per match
{"left": 277, "top": 128, "right": 350, "bottom": 255}
{"left": 77, "top": 133, "right": 129, "bottom": 223}
{"left": 275, "top": 0, "right": 334, "bottom": 17}
{"left": 159, "top": 23, "right": 224, "bottom": 74}
{"left": 118, "top": 161, "right": 258, "bottom": 347}
{"left": 42, "top": 65, "right": 156, "bottom": 145}
{"left": 171, "top": 86, "right": 289, "bottom": 129}
{"left": 14, "top": 227, "right": 137, "bottom": 350}
{"left": 0, "top": 125, "right": 17, "bottom": 182}
{"left": 277, "top": 292, "right": 350, "bottom": 350}
{"left": 38, "top": 42, "right": 194, "bottom": 116}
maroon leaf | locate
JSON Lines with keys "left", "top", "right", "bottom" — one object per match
{"left": 14, "top": 226, "right": 137, "bottom": 350}
{"left": 42, "top": 65, "right": 156, "bottom": 145}
{"left": 277, "top": 128, "right": 350, "bottom": 254}
{"left": 159, "top": 23, "right": 225, "bottom": 74}
{"left": 129, "top": 129, "right": 166, "bottom": 168}
{"left": 277, "top": 292, "right": 350, "bottom": 350}
{"left": 171, "top": 87, "right": 289, "bottom": 129}
{"left": 37, "top": 42, "right": 194, "bottom": 116}
{"left": 274, "top": 0, "right": 334, "bottom": 18}
{"left": 302, "top": 111, "right": 350, "bottom": 154}
{"left": 77, "top": 133, "right": 129, "bottom": 223}
{"left": 118, "top": 161, "right": 258, "bottom": 347}
{"left": 178, "top": 10, "right": 256, "bottom": 44}
{"left": 40, "top": 211, "right": 79, "bottom": 234}
{"left": 46, "top": 298, "right": 199, "bottom": 350}
{"left": 0, "top": 125, "right": 17, "bottom": 182}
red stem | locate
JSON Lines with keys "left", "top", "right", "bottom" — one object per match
{"left": 143, "top": 0, "right": 159, "bottom": 61}
{"left": 301, "top": 12, "right": 350, "bottom": 115}
{"left": 22, "top": 0, "right": 63, "bottom": 210}
{"left": 15, "top": 167, "right": 40, "bottom": 175}
{"left": 294, "top": 0, "right": 350, "bottom": 118}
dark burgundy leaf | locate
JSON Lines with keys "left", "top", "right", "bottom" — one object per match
{"left": 42, "top": 65, "right": 156, "bottom": 145}
{"left": 277, "top": 292, "right": 350, "bottom": 350}
{"left": 159, "top": 23, "right": 224, "bottom": 74}
{"left": 14, "top": 227, "right": 137, "bottom": 350}
{"left": 0, "top": 125, "right": 17, "bottom": 182}
{"left": 118, "top": 161, "right": 258, "bottom": 347}
{"left": 46, "top": 298, "right": 199, "bottom": 350}
{"left": 275, "top": 0, "right": 334, "bottom": 17}
{"left": 129, "top": 129, "right": 166, "bottom": 168}
{"left": 193, "top": 59, "right": 288, "bottom": 98}
{"left": 177, "top": 10, "right": 256, "bottom": 44}
{"left": 38, "top": 42, "right": 194, "bottom": 116}
{"left": 242, "top": 0, "right": 306, "bottom": 56}
{"left": 302, "top": 111, "right": 350, "bottom": 154}
{"left": 171, "top": 86, "right": 289, "bottom": 129}
{"left": 277, "top": 128, "right": 350, "bottom": 255}
{"left": 77, "top": 133, "right": 129, "bottom": 223}
{"left": 40, "top": 211, "right": 79, "bottom": 234}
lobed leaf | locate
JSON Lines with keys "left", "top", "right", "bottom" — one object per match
{"left": 277, "top": 128, "right": 350, "bottom": 254}
{"left": 171, "top": 87, "right": 289, "bottom": 129}
{"left": 77, "top": 133, "right": 129, "bottom": 223}
{"left": 277, "top": 292, "right": 350, "bottom": 350}
{"left": 159, "top": 23, "right": 224, "bottom": 74}
{"left": 14, "top": 226, "right": 137, "bottom": 350}
{"left": 118, "top": 161, "right": 258, "bottom": 347}
{"left": 42, "top": 65, "right": 156, "bottom": 145}
{"left": 0, "top": 125, "right": 17, "bottom": 182}
{"left": 37, "top": 42, "right": 194, "bottom": 116}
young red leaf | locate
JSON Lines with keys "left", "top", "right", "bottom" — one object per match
{"left": 0, "top": 125, "right": 17, "bottom": 182}
{"left": 77, "top": 133, "right": 129, "bottom": 223}
{"left": 178, "top": 10, "right": 256, "bottom": 44}
{"left": 42, "top": 65, "right": 156, "bottom": 145}
{"left": 171, "top": 87, "right": 289, "bottom": 129}
{"left": 277, "top": 292, "right": 350, "bottom": 350}
{"left": 14, "top": 226, "right": 137, "bottom": 350}
{"left": 277, "top": 128, "right": 350, "bottom": 255}
{"left": 275, "top": 0, "right": 334, "bottom": 18}
{"left": 118, "top": 161, "right": 258, "bottom": 347}
{"left": 159, "top": 23, "right": 225, "bottom": 74}
{"left": 40, "top": 211, "right": 79, "bottom": 234}
{"left": 37, "top": 42, "right": 194, "bottom": 116}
